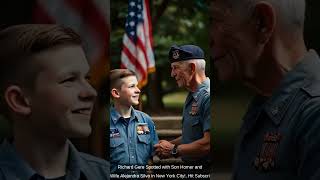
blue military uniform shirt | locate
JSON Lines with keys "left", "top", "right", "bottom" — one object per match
{"left": 233, "top": 50, "right": 320, "bottom": 180}
{"left": 0, "top": 139, "right": 109, "bottom": 180}
{"left": 181, "top": 77, "right": 210, "bottom": 162}
{"left": 110, "top": 106, "right": 159, "bottom": 173}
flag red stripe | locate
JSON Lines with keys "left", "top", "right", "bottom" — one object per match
{"left": 144, "top": 0, "right": 153, "bottom": 47}
{"left": 136, "top": 36, "right": 149, "bottom": 68}
{"left": 120, "top": 53, "right": 145, "bottom": 83}
{"left": 122, "top": 45, "right": 147, "bottom": 80}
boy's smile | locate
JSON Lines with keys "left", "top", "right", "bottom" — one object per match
{"left": 118, "top": 76, "right": 141, "bottom": 106}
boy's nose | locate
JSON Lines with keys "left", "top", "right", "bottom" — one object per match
{"left": 135, "top": 87, "right": 141, "bottom": 93}
{"left": 79, "top": 81, "right": 97, "bottom": 101}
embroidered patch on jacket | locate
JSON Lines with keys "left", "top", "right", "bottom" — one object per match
{"left": 136, "top": 123, "right": 150, "bottom": 135}
{"left": 110, "top": 128, "right": 120, "bottom": 138}
{"left": 253, "top": 132, "right": 282, "bottom": 172}
{"left": 189, "top": 101, "right": 199, "bottom": 116}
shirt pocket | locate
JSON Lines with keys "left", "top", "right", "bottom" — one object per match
{"left": 137, "top": 134, "right": 150, "bottom": 144}
{"left": 191, "top": 116, "right": 201, "bottom": 126}
{"left": 137, "top": 134, "right": 151, "bottom": 164}
{"left": 110, "top": 138, "right": 126, "bottom": 164}
{"left": 190, "top": 116, "right": 203, "bottom": 140}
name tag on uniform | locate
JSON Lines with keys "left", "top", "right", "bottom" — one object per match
{"left": 189, "top": 101, "right": 199, "bottom": 116}
{"left": 136, "top": 123, "right": 150, "bottom": 135}
{"left": 110, "top": 128, "right": 120, "bottom": 138}
{"left": 254, "top": 132, "right": 282, "bottom": 172}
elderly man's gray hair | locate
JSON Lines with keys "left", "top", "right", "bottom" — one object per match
{"left": 186, "top": 59, "right": 206, "bottom": 72}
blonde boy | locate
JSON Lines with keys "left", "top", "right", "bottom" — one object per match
{"left": 109, "top": 69, "right": 158, "bottom": 174}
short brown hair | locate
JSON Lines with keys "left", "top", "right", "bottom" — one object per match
{"left": 0, "top": 24, "right": 82, "bottom": 117}
{"left": 110, "top": 69, "right": 137, "bottom": 90}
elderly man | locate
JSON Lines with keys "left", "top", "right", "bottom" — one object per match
{"left": 154, "top": 45, "right": 211, "bottom": 169}
{"left": 212, "top": 0, "right": 320, "bottom": 179}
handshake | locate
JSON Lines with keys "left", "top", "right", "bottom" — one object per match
{"left": 154, "top": 140, "right": 177, "bottom": 159}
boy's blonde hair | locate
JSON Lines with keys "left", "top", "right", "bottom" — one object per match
{"left": 110, "top": 69, "right": 137, "bottom": 91}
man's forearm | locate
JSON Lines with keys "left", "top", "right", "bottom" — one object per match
{"left": 170, "top": 136, "right": 182, "bottom": 145}
{"left": 177, "top": 133, "right": 210, "bottom": 158}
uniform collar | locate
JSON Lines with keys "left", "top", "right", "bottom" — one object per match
{"left": 0, "top": 139, "right": 89, "bottom": 180}
{"left": 263, "top": 50, "right": 320, "bottom": 125}
{"left": 67, "top": 140, "right": 87, "bottom": 179}
{"left": 190, "top": 77, "right": 210, "bottom": 102}
{"left": 110, "top": 106, "right": 140, "bottom": 124}
{"left": 0, "top": 139, "right": 36, "bottom": 179}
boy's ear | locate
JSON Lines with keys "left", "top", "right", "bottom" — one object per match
{"left": 4, "top": 85, "right": 31, "bottom": 116}
{"left": 111, "top": 88, "right": 120, "bottom": 99}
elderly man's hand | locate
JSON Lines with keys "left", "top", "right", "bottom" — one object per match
{"left": 154, "top": 140, "right": 175, "bottom": 159}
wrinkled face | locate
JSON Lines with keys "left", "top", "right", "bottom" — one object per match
{"left": 210, "top": 1, "right": 260, "bottom": 82}
{"left": 28, "top": 45, "right": 97, "bottom": 138}
{"left": 171, "top": 61, "right": 192, "bottom": 88}
{"left": 118, "top": 76, "right": 141, "bottom": 106}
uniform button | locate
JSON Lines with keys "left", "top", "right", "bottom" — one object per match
{"left": 131, "top": 156, "right": 134, "bottom": 158}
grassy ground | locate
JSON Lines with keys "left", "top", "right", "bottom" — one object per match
{"left": 142, "top": 91, "right": 187, "bottom": 116}
{"left": 162, "top": 91, "right": 187, "bottom": 109}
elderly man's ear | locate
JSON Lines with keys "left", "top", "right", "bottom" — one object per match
{"left": 189, "top": 63, "right": 196, "bottom": 73}
{"left": 4, "top": 86, "right": 31, "bottom": 116}
{"left": 252, "top": 1, "right": 276, "bottom": 45}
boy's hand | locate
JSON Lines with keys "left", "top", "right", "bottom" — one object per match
{"left": 154, "top": 140, "right": 174, "bottom": 159}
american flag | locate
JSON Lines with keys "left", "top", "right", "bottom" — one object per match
{"left": 32, "top": 0, "right": 110, "bottom": 88}
{"left": 121, "top": 0, "right": 155, "bottom": 88}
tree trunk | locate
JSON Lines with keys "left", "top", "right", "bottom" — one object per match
{"left": 146, "top": 71, "right": 164, "bottom": 113}
{"left": 144, "top": 0, "right": 169, "bottom": 113}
